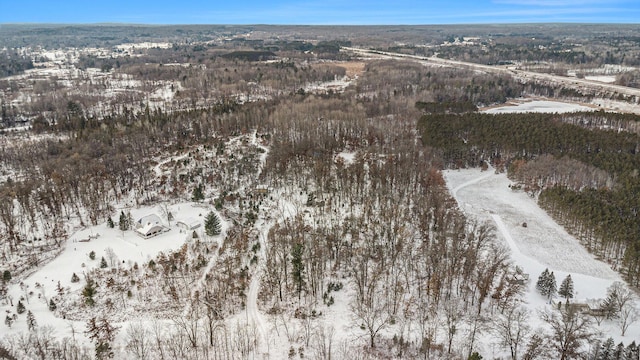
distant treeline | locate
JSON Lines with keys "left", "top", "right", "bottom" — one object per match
{"left": 418, "top": 111, "right": 640, "bottom": 285}
{"left": 221, "top": 51, "right": 277, "bottom": 62}
{"left": 0, "top": 50, "right": 34, "bottom": 78}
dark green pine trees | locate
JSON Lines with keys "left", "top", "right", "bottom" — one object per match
{"left": 192, "top": 183, "right": 205, "bottom": 202}
{"left": 535, "top": 268, "right": 557, "bottom": 300}
{"left": 118, "top": 211, "right": 129, "bottom": 231}
{"left": 204, "top": 211, "right": 221, "bottom": 236}
{"left": 558, "top": 274, "right": 574, "bottom": 302}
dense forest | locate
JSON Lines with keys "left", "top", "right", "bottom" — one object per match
{"left": 418, "top": 111, "right": 640, "bottom": 284}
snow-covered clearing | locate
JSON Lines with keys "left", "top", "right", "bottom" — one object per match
{"left": 445, "top": 167, "right": 640, "bottom": 343}
{"left": 1, "top": 201, "right": 215, "bottom": 335}
{"left": 304, "top": 75, "right": 354, "bottom": 94}
{"left": 483, "top": 99, "right": 597, "bottom": 114}
{"left": 335, "top": 151, "right": 357, "bottom": 165}
{"left": 585, "top": 75, "right": 617, "bottom": 83}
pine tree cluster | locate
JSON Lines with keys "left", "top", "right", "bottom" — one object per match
{"left": 535, "top": 268, "right": 557, "bottom": 299}
{"left": 592, "top": 338, "right": 640, "bottom": 360}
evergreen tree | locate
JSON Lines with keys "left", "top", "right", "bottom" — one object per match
{"left": 535, "top": 268, "right": 557, "bottom": 300}
{"left": 536, "top": 268, "right": 550, "bottom": 295}
{"left": 100, "top": 257, "right": 108, "bottom": 268}
{"left": 626, "top": 341, "right": 639, "bottom": 360}
{"left": 4, "top": 315, "right": 13, "bottom": 328}
{"left": 558, "top": 274, "right": 574, "bottom": 301}
{"left": 26, "top": 310, "right": 37, "bottom": 331}
{"left": 291, "top": 242, "right": 305, "bottom": 300}
{"left": 614, "top": 342, "right": 625, "bottom": 360}
{"left": 118, "top": 211, "right": 129, "bottom": 231}
{"left": 107, "top": 217, "right": 114, "bottom": 228}
{"left": 85, "top": 316, "right": 119, "bottom": 360}
{"left": 598, "top": 337, "right": 615, "bottom": 360}
{"left": 16, "top": 300, "right": 25, "bottom": 314}
{"left": 192, "top": 183, "right": 205, "bottom": 202}
{"left": 547, "top": 271, "right": 557, "bottom": 300}
{"left": 48, "top": 299, "right": 57, "bottom": 311}
{"left": 2, "top": 270, "right": 10, "bottom": 282}
{"left": 83, "top": 278, "right": 97, "bottom": 306}
{"left": 89, "top": 250, "right": 96, "bottom": 260}
{"left": 71, "top": 272, "right": 80, "bottom": 283}
{"left": 204, "top": 211, "right": 221, "bottom": 236}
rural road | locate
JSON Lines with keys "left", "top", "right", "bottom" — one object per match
{"left": 343, "top": 47, "right": 640, "bottom": 100}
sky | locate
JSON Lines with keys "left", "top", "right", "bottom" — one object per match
{"left": 1, "top": 0, "right": 639, "bottom": 25}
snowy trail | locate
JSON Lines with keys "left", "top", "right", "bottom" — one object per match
{"left": 152, "top": 152, "right": 189, "bottom": 177}
{"left": 451, "top": 166, "right": 495, "bottom": 198}
{"left": 490, "top": 213, "right": 525, "bottom": 260}
{"left": 244, "top": 130, "right": 271, "bottom": 354}
{"left": 181, "top": 232, "right": 224, "bottom": 318}
{"left": 246, "top": 243, "right": 268, "bottom": 351}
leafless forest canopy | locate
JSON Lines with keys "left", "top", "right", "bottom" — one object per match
{"left": 1, "top": 24, "right": 640, "bottom": 359}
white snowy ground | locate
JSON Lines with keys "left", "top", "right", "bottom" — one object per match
{"left": 1, "top": 202, "right": 225, "bottom": 338}
{"left": 483, "top": 99, "right": 597, "bottom": 114}
{"left": 444, "top": 168, "right": 640, "bottom": 348}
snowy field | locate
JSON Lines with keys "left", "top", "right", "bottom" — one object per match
{"left": 585, "top": 75, "right": 617, "bottom": 83}
{"left": 483, "top": 99, "right": 596, "bottom": 114}
{"left": 444, "top": 167, "right": 640, "bottom": 344}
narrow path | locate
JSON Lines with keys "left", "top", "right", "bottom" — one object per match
{"left": 181, "top": 228, "right": 225, "bottom": 318}
{"left": 246, "top": 229, "right": 268, "bottom": 353}
{"left": 245, "top": 129, "right": 270, "bottom": 354}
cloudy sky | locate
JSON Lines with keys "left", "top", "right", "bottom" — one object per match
{"left": 2, "top": 0, "right": 638, "bottom": 24}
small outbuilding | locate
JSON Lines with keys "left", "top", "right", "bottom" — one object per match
{"left": 176, "top": 217, "right": 201, "bottom": 231}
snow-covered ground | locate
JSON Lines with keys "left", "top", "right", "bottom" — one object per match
{"left": 445, "top": 167, "right": 640, "bottom": 345}
{"left": 585, "top": 75, "right": 617, "bottom": 83}
{"left": 483, "top": 99, "right": 596, "bottom": 114}
{"left": 1, "top": 201, "right": 220, "bottom": 336}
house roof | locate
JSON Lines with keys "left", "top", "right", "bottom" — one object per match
{"left": 177, "top": 217, "right": 201, "bottom": 228}
{"left": 135, "top": 224, "right": 166, "bottom": 237}
{"left": 137, "top": 214, "right": 162, "bottom": 226}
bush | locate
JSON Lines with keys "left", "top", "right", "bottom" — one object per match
{"left": 2, "top": 270, "right": 10, "bottom": 282}
{"left": 16, "top": 300, "right": 25, "bottom": 314}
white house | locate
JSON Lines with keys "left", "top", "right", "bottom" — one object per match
{"left": 135, "top": 214, "right": 168, "bottom": 238}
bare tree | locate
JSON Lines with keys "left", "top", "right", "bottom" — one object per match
{"left": 619, "top": 301, "right": 638, "bottom": 336}
{"left": 311, "top": 325, "right": 335, "bottom": 360}
{"left": 350, "top": 269, "right": 391, "bottom": 348}
{"left": 125, "top": 322, "right": 152, "bottom": 359}
{"left": 493, "top": 304, "right": 531, "bottom": 360}
{"left": 105, "top": 247, "right": 118, "bottom": 268}
{"left": 541, "top": 307, "right": 598, "bottom": 360}
{"left": 442, "top": 299, "right": 464, "bottom": 356}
